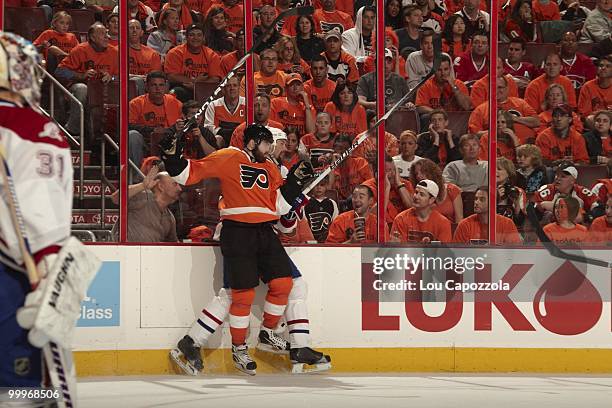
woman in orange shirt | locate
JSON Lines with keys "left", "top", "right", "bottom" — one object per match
{"left": 543, "top": 196, "right": 589, "bottom": 245}
{"left": 409, "top": 158, "right": 464, "bottom": 224}
{"left": 324, "top": 83, "right": 367, "bottom": 140}
{"left": 33, "top": 11, "right": 79, "bottom": 65}
{"left": 442, "top": 15, "right": 471, "bottom": 61}
{"left": 274, "top": 36, "right": 311, "bottom": 80}
{"left": 106, "top": 13, "right": 119, "bottom": 47}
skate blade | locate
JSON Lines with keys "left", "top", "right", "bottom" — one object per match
{"left": 291, "top": 362, "right": 332, "bottom": 374}
{"left": 256, "top": 342, "right": 290, "bottom": 355}
{"left": 234, "top": 364, "right": 257, "bottom": 376}
{"left": 169, "top": 349, "right": 200, "bottom": 376}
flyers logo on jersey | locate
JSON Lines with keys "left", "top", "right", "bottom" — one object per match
{"left": 240, "top": 165, "right": 269, "bottom": 189}
{"left": 308, "top": 212, "right": 332, "bottom": 232}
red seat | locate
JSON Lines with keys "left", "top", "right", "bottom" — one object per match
{"left": 576, "top": 165, "right": 608, "bottom": 189}
{"left": 65, "top": 9, "right": 96, "bottom": 33}
{"left": 385, "top": 109, "right": 420, "bottom": 138}
{"left": 461, "top": 191, "right": 476, "bottom": 217}
{"left": 446, "top": 111, "right": 471, "bottom": 138}
{"left": 194, "top": 80, "right": 220, "bottom": 102}
{"left": 4, "top": 7, "right": 48, "bottom": 41}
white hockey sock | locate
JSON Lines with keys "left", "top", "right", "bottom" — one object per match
{"left": 285, "top": 277, "right": 311, "bottom": 349}
{"left": 187, "top": 288, "right": 231, "bottom": 347}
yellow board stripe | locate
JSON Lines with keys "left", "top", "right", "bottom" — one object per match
{"left": 74, "top": 348, "right": 612, "bottom": 376}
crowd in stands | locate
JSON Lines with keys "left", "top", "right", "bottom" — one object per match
{"left": 9, "top": 0, "right": 609, "bottom": 245}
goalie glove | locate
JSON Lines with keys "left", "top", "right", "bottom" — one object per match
{"left": 16, "top": 237, "right": 101, "bottom": 348}
{"left": 280, "top": 160, "right": 314, "bottom": 204}
{"left": 159, "top": 131, "right": 188, "bottom": 176}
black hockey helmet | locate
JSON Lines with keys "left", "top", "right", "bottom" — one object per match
{"left": 243, "top": 123, "right": 273, "bottom": 147}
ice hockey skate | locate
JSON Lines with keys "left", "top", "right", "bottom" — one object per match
{"left": 256, "top": 327, "right": 290, "bottom": 355}
{"left": 169, "top": 335, "right": 203, "bottom": 376}
{"left": 290, "top": 347, "right": 332, "bottom": 374}
{"left": 232, "top": 344, "right": 257, "bottom": 375}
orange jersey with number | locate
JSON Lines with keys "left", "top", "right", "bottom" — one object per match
{"left": 128, "top": 94, "right": 183, "bottom": 128}
{"left": 543, "top": 223, "right": 589, "bottom": 245}
{"left": 391, "top": 208, "right": 453, "bottom": 243}
{"left": 589, "top": 216, "right": 612, "bottom": 243}
{"left": 163, "top": 44, "right": 222, "bottom": 80}
{"left": 323, "top": 102, "right": 367, "bottom": 140}
{"left": 452, "top": 214, "right": 522, "bottom": 244}
{"left": 58, "top": 42, "right": 118, "bottom": 75}
{"left": 304, "top": 79, "right": 337, "bottom": 112}
{"left": 129, "top": 44, "right": 162, "bottom": 75}
{"left": 174, "top": 147, "right": 285, "bottom": 223}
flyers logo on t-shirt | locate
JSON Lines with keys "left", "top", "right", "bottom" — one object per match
{"left": 320, "top": 21, "right": 344, "bottom": 34}
{"left": 240, "top": 165, "right": 269, "bottom": 189}
{"left": 308, "top": 211, "right": 332, "bottom": 232}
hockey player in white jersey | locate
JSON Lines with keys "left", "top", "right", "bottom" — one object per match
{"left": 0, "top": 32, "right": 99, "bottom": 405}
{"left": 170, "top": 128, "right": 331, "bottom": 375}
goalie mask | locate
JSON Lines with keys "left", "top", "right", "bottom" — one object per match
{"left": 0, "top": 32, "right": 42, "bottom": 110}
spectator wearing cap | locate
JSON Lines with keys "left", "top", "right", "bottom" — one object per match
{"left": 578, "top": 56, "right": 612, "bottom": 118}
{"left": 536, "top": 103, "right": 589, "bottom": 165}
{"left": 163, "top": 24, "right": 222, "bottom": 102}
{"left": 304, "top": 56, "right": 337, "bottom": 112}
{"left": 357, "top": 48, "right": 409, "bottom": 111}
{"left": 254, "top": 5, "right": 281, "bottom": 53}
{"left": 203, "top": 5, "right": 235, "bottom": 55}
{"left": 503, "top": 38, "right": 539, "bottom": 92}
{"left": 322, "top": 28, "right": 360, "bottom": 84}
{"left": 583, "top": 110, "right": 612, "bottom": 165}
{"left": 230, "top": 93, "right": 283, "bottom": 149}
{"left": 203, "top": 76, "right": 245, "bottom": 148}
{"left": 579, "top": 0, "right": 612, "bottom": 44}
{"left": 270, "top": 73, "right": 316, "bottom": 136}
{"left": 525, "top": 53, "right": 576, "bottom": 113}
{"left": 415, "top": 54, "right": 473, "bottom": 115}
{"left": 455, "top": 0, "right": 490, "bottom": 37}
{"left": 241, "top": 48, "right": 287, "bottom": 98}
{"left": 393, "top": 130, "right": 423, "bottom": 179}
{"left": 111, "top": 164, "right": 181, "bottom": 242}
{"left": 391, "top": 179, "right": 453, "bottom": 243}
{"left": 416, "top": 108, "right": 462, "bottom": 166}
{"left": 129, "top": 71, "right": 183, "bottom": 168}
{"left": 405, "top": 30, "right": 441, "bottom": 90}
{"left": 453, "top": 186, "right": 522, "bottom": 244}
{"left": 543, "top": 196, "right": 590, "bottom": 245}
{"left": 558, "top": 31, "right": 597, "bottom": 90}
{"left": 454, "top": 31, "right": 489, "bottom": 84}
{"left": 471, "top": 57, "right": 519, "bottom": 107}
{"left": 326, "top": 185, "right": 382, "bottom": 243}
{"left": 147, "top": 7, "right": 180, "bottom": 60}
{"left": 394, "top": 5, "right": 424, "bottom": 56}
{"left": 443, "top": 134, "right": 488, "bottom": 193}
{"left": 469, "top": 76, "right": 540, "bottom": 144}
{"left": 589, "top": 194, "right": 612, "bottom": 243}
{"left": 342, "top": 5, "right": 376, "bottom": 62}
{"left": 324, "top": 83, "right": 368, "bottom": 140}
{"left": 534, "top": 162, "right": 598, "bottom": 222}
{"left": 313, "top": 0, "right": 355, "bottom": 35}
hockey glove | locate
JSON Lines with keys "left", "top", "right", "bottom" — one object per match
{"left": 278, "top": 194, "right": 310, "bottom": 232}
{"left": 280, "top": 161, "right": 314, "bottom": 204}
{"left": 159, "top": 132, "right": 188, "bottom": 176}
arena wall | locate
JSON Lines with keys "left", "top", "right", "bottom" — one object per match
{"left": 74, "top": 245, "right": 612, "bottom": 376}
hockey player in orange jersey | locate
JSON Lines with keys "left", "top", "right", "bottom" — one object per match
{"left": 160, "top": 124, "right": 317, "bottom": 375}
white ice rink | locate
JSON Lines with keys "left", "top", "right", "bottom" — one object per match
{"left": 78, "top": 374, "right": 612, "bottom": 408}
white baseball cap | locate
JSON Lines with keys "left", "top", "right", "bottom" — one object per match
{"left": 268, "top": 126, "right": 287, "bottom": 142}
{"left": 558, "top": 164, "right": 578, "bottom": 179}
{"left": 416, "top": 179, "right": 439, "bottom": 199}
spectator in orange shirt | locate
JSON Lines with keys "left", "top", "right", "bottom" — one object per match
{"left": 160, "top": 0, "right": 199, "bottom": 31}
{"left": 219, "top": 0, "right": 244, "bottom": 33}
{"left": 453, "top": 186, "right": 522, "bottom": 244}
{"left": 415, "top": 55, "right": 473, "bottom": 115}
{"left": 589, "top": 194, "right": 612, "bottom": 243}
{"left": 129, "top": 71, "right": 183, "bottom": 168}
{"left": 33, "top": 11, "right": 79, "bottom": 69}
{"left": 270, "top": 73, "right": 316, "bottom": 136}
{"left": 478, "top": 110, "right": 521, "bottom": 162}
{"left": 543, "top": 196, "right": 589, "bottom": 245}
{"left": 302, "top": 112, "right": 336, "bottom": 168}
{"left": 535, "top": 103, "right": 590, "bottom": 165}
{"left": 532, "top": 0, "right": 561, "bottom": 21}
{"left": 470, "top": 57, "right": 519, "bottom": 107}
{"left": 275, "top": 36, "right": 311, "bottom": 80}
{"left": 314, "top": 0, "right": 355, "bottom": 35}
{"left": 537, "top": 83, "right": 584, "bottom": 134}
{"left": 583, "top": 110, "right": 612, "bottom": 165}
{"left": 411, "top": 158, "right": 464, "bottom": 224}
{"left": 129, "top": 19, "right": 162, "bottom": 97}
{"left": 578, "top": 56, "right": 612, "bottom": 118}
{"left": 304, "top": 56, "right": 337, "bottom": 112}
{"left": 416, "top": 108, "right": 462, "bottom": 165}
{"left": 322, "top": 29, "right": 360, "bottom": 84}
{"left": 164, "top": 24, "right": 222, "bottom": 102}
{"left": 325, "top": 134, "right": 374, "bottom": 200}
{"left": 442, "top": 14, "right": 471, "bottom": 61}
{"left": 221, "top": 29, "right": 253, "bottom": 78}
{"left": 241, "top": 48, "right": 287, "bottom": 98}
{"left": 524, "top": 53, "right": 576, "bottom": 113}
{"left": 324, "top": 83, "right": 368, "bottom": 140}
{"left": 55, "top": 22, "right": 118, "bottom": 138}
{"left": 203, "top": 76, "right": 245, "bottom": 147}
{"left": 326, "top": 185, "right": 380, "bottom": 243}
{"left": 230, "top": 93, "right": 283, "bottom": 149}
{"left": 391, "top": 179, "right": 453, "bottom": 243}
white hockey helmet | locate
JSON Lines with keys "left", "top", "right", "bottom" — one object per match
{"left": 0, "top": 31, "right": 42, "bottom": 109}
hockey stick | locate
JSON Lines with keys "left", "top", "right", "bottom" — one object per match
{"left": 0, "top": 145, "right": 77, "bottom": 408}
{"left": 526, "top": 203, "right": 611, "bottom": 268}
{"left": 179, "top": 6, "right": 315, "bottom": 137}
{"left": 295, "top": 39, "right": 444, "bottom": 201}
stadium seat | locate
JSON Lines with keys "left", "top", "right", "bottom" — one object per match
{"left": 576, "top": 165, "right": 608, "bottom": 189}
{"left": 524, "top": 43, "right": 558, "bottom": 69}
{"left": 577, "top": 43, "right": 595, "bottom": 57}
{"left": 446, "top": 111, "right": 471, "bottom": 138}
{"left": 66, "top": 9, "right": 96, "bottom": 33}
{"left": 385, "top": 108, "right": 420, "bottom": 138}
{"left": 87, "top": 79, "right": 120, "bottom": 140}
{"left": 461, "top": 191, "right": 476, "bottom": 217}
{"left": 194, "top": 80, "right": 221, "bottom": 102}
{"left": 4, "top": 7, "right": 47, "bottom": 41}
{"left": 538, "top": 20, "right": 574, "bottom": 43}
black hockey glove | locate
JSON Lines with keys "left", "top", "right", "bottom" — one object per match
{"left": 159, "top": 132, "right": 188, "bottom": 176}
{"left": 280, "top": 160, "right": 314, "bottom": 204}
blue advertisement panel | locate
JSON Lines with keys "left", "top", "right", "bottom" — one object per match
{"left": 77, "top": 261, "right": 120, "bottom": 327}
